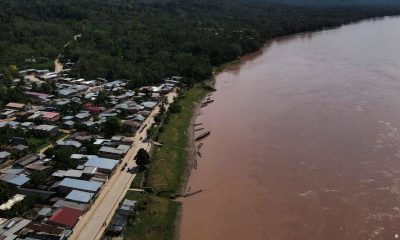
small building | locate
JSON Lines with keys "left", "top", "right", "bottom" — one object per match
{"left": 62, "top": 120, "right": 75, "bottom": 129}
{"left": 24, "top": 222, "right": 67, "bottom": 239}
{"left": 20, "top": 121, "right": 35, "bottom": 129}
{"left": 52, "top": 169, "right": 83, "bottom": 179}
{"left": 57, "top": 178, "right": 103, "bottom": 194}
{"left": 98, "top": 146, "right": 126, "bottom": 160}
{"left": 12, "top": 144, "right": 29, "bottom": 152}
{"left": 15, "top": 112, "right": 32, "bottom": 121}
{"left": 47, "top": 207, "right": 82, "bottom": 229}
{"left": 123, "top": 120, "right": 140, "bottom": 133}
{"left": 82, "top": 103, "right": 105, "bottom": 113}
{"left": 14, "top": 154, "right": 40, "bottom": 167}
{"left": 10, "top": 137, "right": 28, "bottom": 146}
{"left": 62, "top": 115, "right": 74, "bottom": 121}
{"left": 56, "top": 140, "right": 82, "bottom": 148}
{"left": 106, "top": 199, "right": 136, "bottom": 234}
{"left": 1, "top": 174, "right": 30, "bottom": 187}
{"left": 65, "top": 190, "right": 94, "bottom": 203}
{"left": 37, "top": 207, "right": 54, "bottom": 218}
{"left": 0, "top": 109, "right": 17, "bottom": 119}
{"left": 41, "top": 111, "right": 60, "bottom": 123}
{"left": 82, "top": 166, "right": 97, "bottom": 179}
{"left": 0, "top": 217, "right": 31, "bottom": 239}
{"left": 6, "top": 102, "right": 26, "bottom": 111}
{"left": 75, "top": 112, "right": 91, "bottom": 122}
{"left": 24, "top": 91, "right": 51, "bottom": 103}
{"left": 0, "top": 151, "right": 11, "bottom": 163}
{"left": 24, "top": 163, "right": 51, "bottom": 172}
{"left": 140, "top": 101, "right": 158, "bottom": 110}
{"left": 132, "top": 114, "right": 145, "bottom": 122}
{"left": 83, "top": 155, "right": 119, "bottom": 174}
{"left": 55, "top": 99, "right": 71, "bottom": 107}
{"left": 52, "top": 199, "right": 88, "bottom": 212}
{"left": 34, "top": 125, "right": 59, "bottom": 137}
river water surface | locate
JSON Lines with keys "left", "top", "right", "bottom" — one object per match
{"left": 180, "top": 17, "right": 400, "bottom": 240}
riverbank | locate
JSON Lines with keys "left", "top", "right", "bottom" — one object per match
{"left": 123, "top": 14, "right": 400, "bottom": 240}
{"left": 180, "top": 16, "right": 400, "bottom": 240}
{"left": 121, "top": 85, "right": 210, "bottom": 240}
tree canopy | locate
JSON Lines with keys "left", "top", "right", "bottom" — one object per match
{"left": 1, "top": 0, "right": 400, "bottom": 87}
{"left": 135, "top": 148, "right": 150, "bottom": 168}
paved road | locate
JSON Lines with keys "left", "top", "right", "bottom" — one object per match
{"left": 69, "top": 90, "right": 177, "bottom": 240}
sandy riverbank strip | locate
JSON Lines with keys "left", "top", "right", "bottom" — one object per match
{"left": 174, "top": 79, "right": 216, "bottom": 240}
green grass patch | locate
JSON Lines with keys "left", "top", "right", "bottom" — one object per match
{"left": 121, "top": 86, "right": 208, "bottom": 240}
{"left": 146, "top": 86, "right": 208, "bottom": 193}
{"left": 123, "top": 192, "right": 180, "bottom": 240}
{"left": 27, "top": 133, "right": 68, "bottom": 152}
{"left": 130, "top": 169, "right": 145, "bottom": 189}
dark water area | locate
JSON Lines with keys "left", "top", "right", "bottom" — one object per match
{"left": 180, "top": 17, "right": 400, "bottom": 240}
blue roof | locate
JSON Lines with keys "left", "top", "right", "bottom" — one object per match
{"left": 84, "top": 156, "right": 118, "bottom": 170}
{"left": 5, "top": 175, "right": 30, "bottom": 186}
{"left": 2, "top": 168, "right": 24, "bottom": 175}
{"left": 58, "top": 178, "right": 102, "bottom": 192}
{"left": 141, "top": 101, "right": 157, "bottom": 108}
{"left": 66, "top": 190, "right": 94, "bottom": 203}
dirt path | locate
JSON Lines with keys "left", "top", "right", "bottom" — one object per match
{"left": 55, "top": 33, "right": 81, "bottom": 72}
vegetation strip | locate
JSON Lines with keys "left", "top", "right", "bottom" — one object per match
{"left": 122, "top": 86, "right": 208, "bottom": 240}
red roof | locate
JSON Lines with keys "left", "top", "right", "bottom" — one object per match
{"left": 41, "top": 111, "right": 59, "bottom": 119}
{"left": 24, "top": 91, "right": 50, "bottom": 98}
{"left": 83, "top": 103, "right": 105, "bottom": 113}
{"left": 48, "top": 207, "right": 82, "bottom": 228}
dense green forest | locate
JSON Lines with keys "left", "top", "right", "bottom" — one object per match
{"left": 1, "top": 0, "right": 400, "bottom": 86}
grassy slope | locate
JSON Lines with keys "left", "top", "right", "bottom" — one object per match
{"left": 147, "top": 86, "right": 208, "bottom": 192}
{"left": 124, "top": 191, "right": 179, "bottom": 240}
{"left": 123, "top": 86, "right": 208, "bottom": 240}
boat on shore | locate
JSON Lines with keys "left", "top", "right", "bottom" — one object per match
{"left": 195, "top": 131, "right": 210, "bottom": 141}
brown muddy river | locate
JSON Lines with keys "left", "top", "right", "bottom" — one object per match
{"left": 179, "top": 17, "right": 400, "bottom": 240}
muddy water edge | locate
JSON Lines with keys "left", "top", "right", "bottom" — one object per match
{"left": 179, "top": 16, "right": 400, "bottom": 240}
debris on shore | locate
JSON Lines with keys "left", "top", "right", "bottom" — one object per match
{"left": 183, "top": 189, "right": 203, "bottom": 197}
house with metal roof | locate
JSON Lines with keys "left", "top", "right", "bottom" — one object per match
{"left": 52, "top": 169, "right": 83, "bottom": 179}
{"left": 0, "top": 109, "right": 17, "bottom": 119}
{"left": 0, "top": 217, "right": 31, "bottom": 239}
{"left": 1, "top": 174, "right": 30, "bottom": 187}
{"left": 98, "top": 146, "right": 127, "bottom": 160}
{"left": 56, "top": 140, "right": 82, "bottom": 148}
{"left": 52, "top": 199, "right": 88, "bottom": 212}
{"left": 14, "top": 154, "right": 40, "bottom": 167}
{"left": 57, "top": 178, "right": 103, "bottom": 193}
{"left": 47, "top": 207, "right": 82, "bottom": 228}
{"left": 6, "top": 102, "right": 26, "bottom": 111}
{"left": 0, "top": 151, "right": 11, "bottom": 163}
{"left": 75, "top": 112, "right": 91, "bottom": 121}
{"left": 34, "top": 124, "right": 59, "bottom": 137}
{"left": 40, "top": 111, "right": 60, "bottom": 123}
{"left": 140, "top": 101, "right": 158, "bottom": 110}
{"left": 65, "top": 190, "right": 94, "bottom": 203}
{"left": 83, "top": 156, "right": 119, "bottom": 173}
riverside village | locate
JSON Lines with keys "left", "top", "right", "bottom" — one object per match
{"left": 0, "top": 59, "right": 182, "bottom": 240}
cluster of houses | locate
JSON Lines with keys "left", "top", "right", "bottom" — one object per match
{"left": 0, "top": 66, "right": 180, "bottom": 239}
{"left": 0, "top": 134, "right": 134, "bottom": 239}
